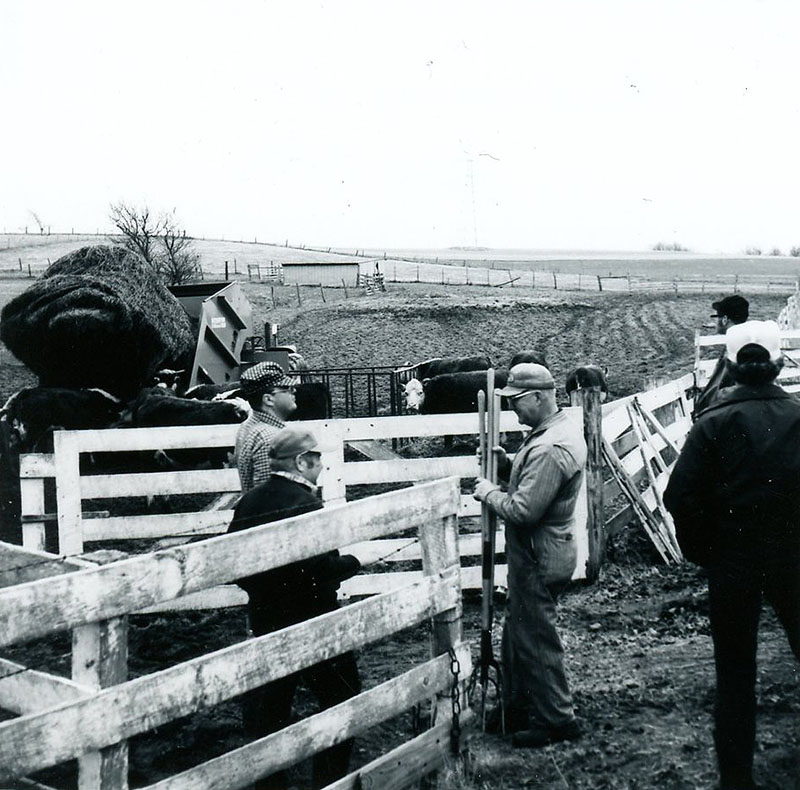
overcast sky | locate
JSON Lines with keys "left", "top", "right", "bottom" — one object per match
{"left": 2, "top": 1, "right": 799, "bottom": 253}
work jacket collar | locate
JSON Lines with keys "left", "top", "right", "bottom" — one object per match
{"left": 701, "top": 382, "right": 793, "bottom": 416}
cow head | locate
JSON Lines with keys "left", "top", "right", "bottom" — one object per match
{"left": 403, "top": 378, "right": 425, "bottom": 411}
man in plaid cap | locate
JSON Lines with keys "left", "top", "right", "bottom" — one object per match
{"left": 234, "top": 361, "right": 298, "bottom": 491}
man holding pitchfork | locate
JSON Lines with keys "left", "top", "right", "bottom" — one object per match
{"left": 473, "top": 362, "right": 587, "bottom": 748}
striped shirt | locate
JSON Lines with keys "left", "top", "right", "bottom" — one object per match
{"left": 234, "top": 410, "right": 285, "bottom": 492}
{"left": 484, "top": 409, "right": 587, "bottom": 534}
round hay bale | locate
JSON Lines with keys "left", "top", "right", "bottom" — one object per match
{"left": 0, "top": 245, "right": 195, "bottom": 397}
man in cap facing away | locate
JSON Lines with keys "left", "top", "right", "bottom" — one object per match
{"left": 664, "top": 321, "right": 800, "bottom": 790}
{"left": 472, "top": 363, "right": 587, "bottom": 748}
{"left": 693, "top": 294, "right": 750, "bottom": 418}
{"left": 234, "top": 361, "right": 299, "bottom": 492}
{"left": 228, "top": 425, "right": 362, "bottom": 790}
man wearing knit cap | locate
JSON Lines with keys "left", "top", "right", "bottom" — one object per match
{"left": 234, "top": 361, "right": 298, "bottom": 492}
{"left": 472, "top": 363, "right": 587, "bottom": 748}
{"left": 693, "top": 294, "right": 750, "bottom": 418}
{"left": 665, "top": 320, "right": 800, "bottom": 790}
{"left": 228, "top": 425, "right": 362, "bottom": 789}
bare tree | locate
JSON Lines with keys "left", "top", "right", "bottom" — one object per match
{"left": 108, "top": 202, "right": 200, "bottom": 284}
{"left": 29, "top": 210, "right": 47, "bottom": 234}
{"left": 161, "top": 211, "right": 200, "bottom": 285}
{"left": 109, "top": 202, "right": 165, "bottom": 266}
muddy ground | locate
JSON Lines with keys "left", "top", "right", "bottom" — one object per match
{"left": 1, "top": 278, "right": 797, "bottom": 789}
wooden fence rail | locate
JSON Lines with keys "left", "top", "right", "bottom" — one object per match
{"left": 16, "top": 375, "right": 699, "bottom": 608}
{"left": 0, "top": 478, "right": 468, "bottom": 789}
{"left": 19, "top": 409, "right": 595, "bottom": 610}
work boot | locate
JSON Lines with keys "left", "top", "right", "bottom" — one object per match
{"left": 512, "top": 719, "right": 582, "bottom": 748}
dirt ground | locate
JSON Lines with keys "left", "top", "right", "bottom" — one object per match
{"left": 1, "top": 278, "right": 798, "bottom": 789}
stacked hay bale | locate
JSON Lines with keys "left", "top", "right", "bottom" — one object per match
{"left": 0, "top": 245, "right": 195, "bottom": 398}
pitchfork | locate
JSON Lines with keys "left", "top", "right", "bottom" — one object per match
{"left": 469, "top": 369, "right": 505, "bottom": 732}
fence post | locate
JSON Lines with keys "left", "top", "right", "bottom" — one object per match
{"left": 27, "top": 264, "right": 32, "bottom": 278}
{"left": 20, "top": 468, "right": 46, "bottom": 552}
{"left": 18, "top": 257, "right": 22, "bottom": 271}
{"left": 73, "top": 613, "right": 129, "bottom": 789}
{"left": 552, "top": 272, "right": 558, "bottom": 290}
{"left": 319, "top": 283, "right": 326, "bottom": 303}
{"left": 224, "top": 261, "right": 229, "bottom": 280}
{"left": 296, "top": 283, "right": 302, "bottom": 305}
{"left": 342, "top": 278, "right": 349, "bottom": 298}
{"left": 579, "top": 388, "right": 605, "bottom": 582}
{"left": 416, "top": 265, "right": 420, "bottom": 283}
{"left": 271, "top": 285, "right": 276, "bottom": 308}
{"left": 597, "top": 275, "right": 602, "bottom": 292}
{"left": 418, "top": 478, "right": 462, "bottom": 719}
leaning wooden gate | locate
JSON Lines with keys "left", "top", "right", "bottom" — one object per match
{"left": 0, "top": 477, "right": 469, "bottom": 789}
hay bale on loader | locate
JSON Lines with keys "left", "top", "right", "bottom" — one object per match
{"left": 0, "top": 245, "right": 195, "bottom": 398}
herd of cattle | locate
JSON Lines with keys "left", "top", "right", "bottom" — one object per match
{"left": 0, "top": 355, "right": 607, "bottom": 460}
{"left": 401, "top": 353, "right": 607, "bottom": 413}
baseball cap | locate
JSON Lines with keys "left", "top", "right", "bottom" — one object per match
{"left": 497, "top": 363, "right": 556, "bottom": 397}
{"left": 269, "top": 426, "right": 322, "bottom": 459}
{"left": 238, "top": 362, "right": 297, "bottom": 398}
{"left": 711, "top": 294, "right": 749, "bottom": 323}
{"left": 725, "top": 320, "right": 781, "bottom": 363}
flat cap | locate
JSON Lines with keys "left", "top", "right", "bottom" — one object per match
{"left": 238, "top": 362, "right": 296, "bottom": 398}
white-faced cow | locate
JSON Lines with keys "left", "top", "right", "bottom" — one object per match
{"left": 403, "top": 355, "right": 492, "bottom": 411}
{"left": 565, "top": 365, "right": 608, "bottom": 402}
{"left": 406, "top": 369, "right": 510, "bottom": 414}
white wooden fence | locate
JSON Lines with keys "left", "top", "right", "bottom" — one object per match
{"left": 0, "top": 478, "right": 468, "bottom": 790}
{"left": 18, "top": 409, "right": 593, "bottom": 612}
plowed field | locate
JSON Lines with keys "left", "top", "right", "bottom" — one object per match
{"left": 1, "top": 278, "right": 797, "bottom": 789}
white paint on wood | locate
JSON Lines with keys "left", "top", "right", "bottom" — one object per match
{"left": 0, "top": 478, "right": 460, "bottom": 647}
{"left": 0, "top": 570, "right": 461, "bottom": 780}
{"left": 139, "top": 643, "right": 471, "bottom": 790}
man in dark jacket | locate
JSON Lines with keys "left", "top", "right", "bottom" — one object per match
{"left": 228, "top": 425, "right": 361, "bottom": 790}
{"left": 693, "top": 294, "right": 749, "bottom": 418}
{"left": 664, "top": 320, "right": 800, "bottom": 790}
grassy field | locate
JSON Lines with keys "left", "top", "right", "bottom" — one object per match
{"left": 2, "top": 234, "right": 798, "bottom": 293}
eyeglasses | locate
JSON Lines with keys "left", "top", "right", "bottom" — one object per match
{"left": 272, "top": 386, "right": 296, "bottom": 395}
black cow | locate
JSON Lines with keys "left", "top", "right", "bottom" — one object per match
{"left": 565, "top": 365, "right": 608, "bottom": 402}
{"left": 509, "top": 350, "right": 548, "bottom": 368}
{"left": 182, "top": 380, "right": 331, "bottom": 421}
{"left": 417, "top": 369, "right": 509, "bottom": 414}
{"left": 0, "top": 387, "right": 125, "bottom": 452}
{"left": 131, "top": 387, "right": 247, "bottom": 428}
{"left": 290, "top": 381, "right": 332, "bottom": 421}
{"left": 416, "top": 355, "right": 491, "bottom": 380}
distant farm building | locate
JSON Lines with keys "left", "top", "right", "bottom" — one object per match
{"left": 281, "top": 260, "right": 360, "bottom": 287}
